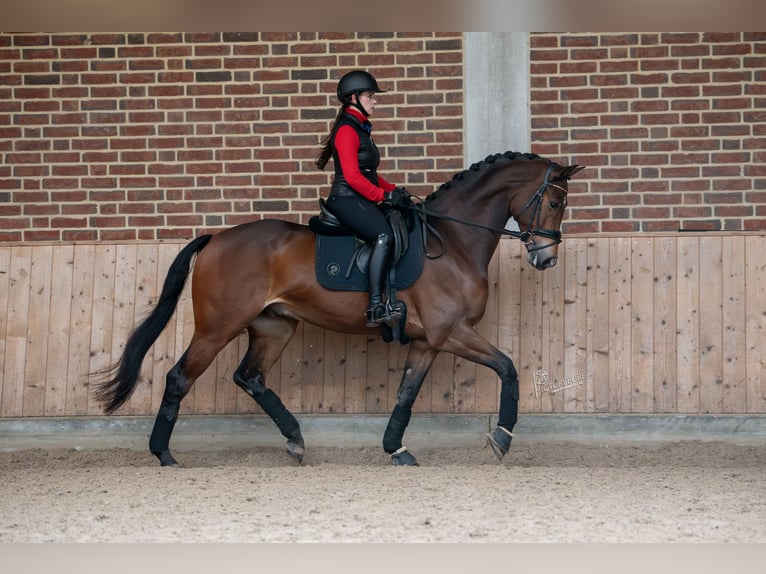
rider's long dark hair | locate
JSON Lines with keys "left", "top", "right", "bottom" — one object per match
{"left": 315, "top": 106, "right": 346, "bottom": 170}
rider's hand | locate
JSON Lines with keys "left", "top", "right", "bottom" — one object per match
{"left": 385, "top": 186, "right": 411, "bottom": 207}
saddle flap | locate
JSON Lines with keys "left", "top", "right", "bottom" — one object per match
{"left": 315, "top": 218, "right": 424, "bottom": 293}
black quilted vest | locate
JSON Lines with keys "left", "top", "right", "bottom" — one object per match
{"left": 330, "top": 112, "right": 381, "bottom": 197}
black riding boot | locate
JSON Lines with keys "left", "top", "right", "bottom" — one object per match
{"left": 365, "top": 233, "right": 400, "bottom": 327}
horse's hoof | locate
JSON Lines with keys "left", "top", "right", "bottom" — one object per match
{"left": 486, "top": 426, "right": 514, "bottom": 461}
{"left": 287, "top": 440, "right": 305, "bottom": 464}
{"left": 390, "top": 446, "right": 419, "bottom": 466}
{"left": 155, "top": 450, "right": 179, "bottom": 467}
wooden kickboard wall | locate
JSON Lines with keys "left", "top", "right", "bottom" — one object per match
{"left": 1, "top": 234, "right": 765, "bottom": 418}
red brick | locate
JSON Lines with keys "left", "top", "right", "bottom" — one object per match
{"left": 602, "top": 221, "right": 640, "bottom": 232}
{"left": 642, "top": 220, "right": 680, "bottom": 232}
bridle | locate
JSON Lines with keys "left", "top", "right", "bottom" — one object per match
{"left": 403, "top": 161, "right": 567, "bottom": 259}
{"left": 511, "top": 162, "right": 566, "bottom": 251}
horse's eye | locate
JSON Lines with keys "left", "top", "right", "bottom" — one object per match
{"left": 549, "top": 201, "right": 560, "bottom": 211}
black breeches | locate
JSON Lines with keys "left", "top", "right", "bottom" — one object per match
{"left": 325, "top": 194, "right": 393, "bottom": 243}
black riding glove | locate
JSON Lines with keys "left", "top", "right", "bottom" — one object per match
{"left": 385, "top": 186, "right": 411, "bottom": 207}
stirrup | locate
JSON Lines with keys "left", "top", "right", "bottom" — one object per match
{"left": 365, "top": 301, "right": 401, "bottom": 328}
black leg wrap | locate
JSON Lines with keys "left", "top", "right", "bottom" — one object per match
{"left": 256, "top": 388, "right": 302, "bottom": 445}
{"left": 149, "top": 399, "right": 180, "bottom": 466}
{"left": 383, "top": 404, "right": 412, "bottom": 454}
{"left": 498, "top": 385, "right": 519, "bottom": 429}
{"left": 489, "top": 373, "right": 518, "bottom": 463}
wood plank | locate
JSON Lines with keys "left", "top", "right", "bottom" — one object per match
{"left": 652, "top": 236, "right": 677, "bottom": 413}
{"left": 108, "top": 244, "right": 137, "bottom": 415}
{"left": 541, "top": 254, "right": 566, "bottom": 412}
{"left": 280, "top": 322, "right": 304, "bottom": 413}
{"left": 630, "top": 237, "right": 654, "bottom": 413}
{"left": 608, "top": 238, "right": 631, "bottom": 413}
{"left": 129, "top": 243, "right": 158, "bottom": 415}
{"left": 44, "top": 245, "right": 74, "bottom": 416}
{"left": 676, "top": 236, "right": 700, "bottom": 413}
{"left": 0, "top": 247, "right": 11, "bottom": 414}
{"left": 300, "top": 323, "right": 325, "bottom": 412}
{"left": 721, "top": 235, "right": 746, "bottom": 413}
{"left": 365, "top": 334, "right": 390, "bottom": 413}
{"left": 518, "top": 249, "right": 544, "bottom": 412}
{"left": 2, "top": 246, "right": 31, "bottom": 417}
{"left": 322, "top": 330, "right": 347, "bottom": 413}
{"left": 586, "top": 238, "right": 610, "bottom": 413}
{"left": 88, "top": 244, "right": 116, "bottom": 415}
{"left": 343, "top": 334, "right": 367, "bottom": 413}
{"left": 698, "top": 236, "right": 723, "bottom": 414}
{"left": 745, "top": 236, "right": 766, "bottom": 413}
{"left": 425, "top": 351, "right": 451, "bottom": 413}
{"left": 562, "top": 237, "right": 588, "bottom": 413}
{"left": 23, "top": 245, "right": 53, "bottom": 417}
{"left": 66, "top": 245, "right": 95, "bottom": 415}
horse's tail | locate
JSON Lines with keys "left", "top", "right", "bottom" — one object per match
{"left": 91, "top": 234, "right": 213, "bottom": 414}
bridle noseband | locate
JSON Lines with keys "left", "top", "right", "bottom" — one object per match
{"left": 513, "top": 162, "right": 565, "bottom": 252}
{"left": 403, "top": 161, "right": 566, "bottom": 258}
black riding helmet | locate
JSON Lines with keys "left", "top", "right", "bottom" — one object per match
{"left": 336, "top": 70, "right": 386, "bottom": 117}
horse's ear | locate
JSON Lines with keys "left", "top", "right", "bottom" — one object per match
{"left": 559, "top": 164, "right": 586, "bottom": 180}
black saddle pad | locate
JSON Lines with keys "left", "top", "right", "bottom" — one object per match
{"left": 315, "top": 220, "right": 424, "bottom": 291}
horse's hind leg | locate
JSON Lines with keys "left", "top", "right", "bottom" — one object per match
{"left": 234, "top": 312, "right": 304, "bottom": 463}
{"left": 149, "top": 336, "right": 228, "bottom": 466}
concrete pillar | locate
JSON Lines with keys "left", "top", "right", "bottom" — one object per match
{"left": 463, "top": 32, "right": 529, "bottom": 231}
{"left": 464, "top": 32, "right": 530, "bottom": 165}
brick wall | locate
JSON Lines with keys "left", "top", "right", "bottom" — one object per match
{"left": 530, "top": 32, "right": 766, "bottom": 234}
{"left": 3, "top": 32, "right": 765, "bottom": 242}
{"left": 0, "top": 32, "right": 464, "bottom": 242}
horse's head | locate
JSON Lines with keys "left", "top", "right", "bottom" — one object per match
{"left": 510, "top": 161, "right": 585, "bottom": 270}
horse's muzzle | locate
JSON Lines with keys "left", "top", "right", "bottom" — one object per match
{"left": 527, "top": 248, "right": 558, "bottom": 270}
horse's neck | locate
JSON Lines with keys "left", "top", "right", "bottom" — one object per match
{"left": 427, "top": 186, "right": 507, "bottom": 269}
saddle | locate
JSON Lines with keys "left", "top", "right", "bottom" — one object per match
{"left": 309, "top": 198, "right": 425, "bottom": 344}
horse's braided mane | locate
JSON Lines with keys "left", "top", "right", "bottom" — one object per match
{"left": 426, "top": 151, "right": 548, "bottom": 202}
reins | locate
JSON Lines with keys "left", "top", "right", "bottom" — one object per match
{"left": 401, "top": 162, "right": 564, "bottom": 259}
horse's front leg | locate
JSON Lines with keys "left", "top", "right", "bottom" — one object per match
{"left": 383, "top": 340, "right": 438, "bottom": 466}
{"left": 436, "top": 323, "right": 519, "bottom": 462}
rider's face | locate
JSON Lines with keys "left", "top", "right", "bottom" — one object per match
{"left": 356, "top": 91, "right": 379, "bottom": 115}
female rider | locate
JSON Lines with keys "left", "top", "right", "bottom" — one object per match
{"left": 315, "top": 70, "right": 410, "bottom": 327}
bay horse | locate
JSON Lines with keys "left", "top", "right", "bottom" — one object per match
{"left": 92, "top": 151, "right": 585, "bottom": 466}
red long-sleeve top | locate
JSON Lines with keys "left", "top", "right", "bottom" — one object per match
{"left": 334, "top": 108, "right": 396, "bottom": 203}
